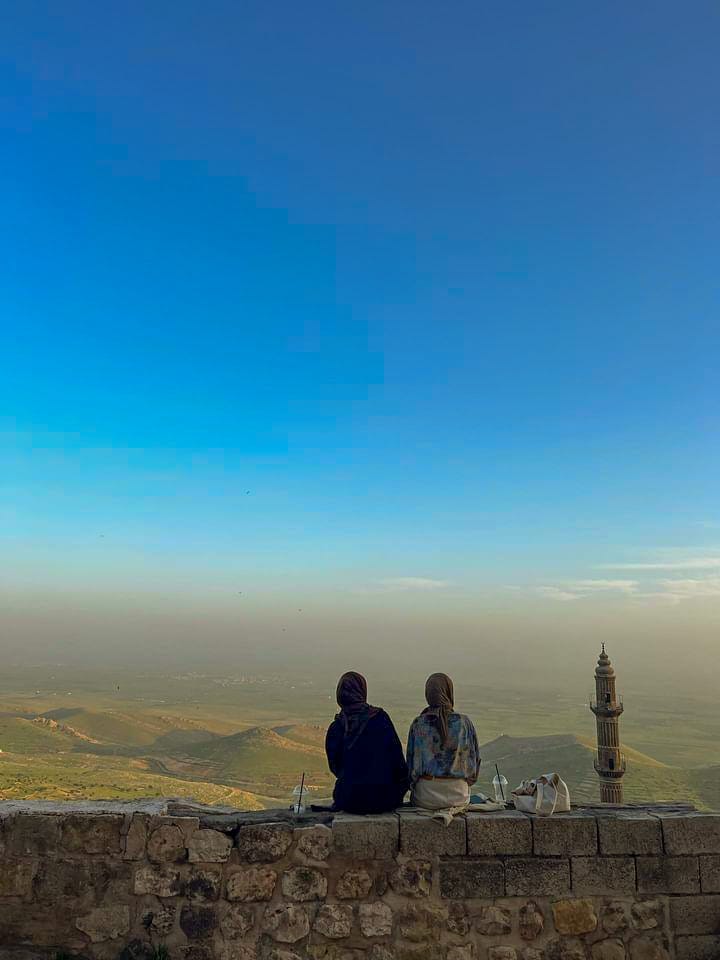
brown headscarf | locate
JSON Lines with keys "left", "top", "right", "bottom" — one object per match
{"left": 423, "top": 672, "right": 455, "bottom": 746}
{"left": 335, "top": 671, "right": 380, "bottom": 748}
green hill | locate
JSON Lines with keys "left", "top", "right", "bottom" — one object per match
{"left": 186, "top": 726, "right": 330, "bottom": 790}
{"left": 272, "top": 724, "right": 326, "bottom": 747}
{"left": 0, "top": 717, "right": 82, "bottom": 754}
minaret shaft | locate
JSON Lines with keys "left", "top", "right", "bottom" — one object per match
{"left": 590, "top": 645, "right": 626, "bottom": 804}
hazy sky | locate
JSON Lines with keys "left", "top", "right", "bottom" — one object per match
{"left": 2, "top": 3, "right": 719, "bottom": 683}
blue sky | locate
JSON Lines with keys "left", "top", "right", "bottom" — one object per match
{"left": 2, "top": 1, "right": 720, "bottom": 659}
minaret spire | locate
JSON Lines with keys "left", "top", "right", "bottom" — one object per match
{"left": 590, "top": 645, "right": 626, "bottom": 803}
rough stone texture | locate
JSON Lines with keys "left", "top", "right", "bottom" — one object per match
{"left": 296, "top": 825, "right": 333, "bottom": 861}
{"left": 188, "top": 828, "right": 233, "bottom": 863}
{"left": 602, "top": 903, "right": 630, "bottom": 935}
{"left": 335, "top": 868, "right": 373, "bottom": 899}
{"left": 505, "top": 858, "right": 570, "bottom": 896}
{"left": 661, "top": 814, "right": 720, "bottom": 856}
{"left": 332, "top": 814, "right": 399, "bottom": 860}
{"left": 147, "top": 824, "right": 186, "bottom": 863}
{"left": 399, "top": 812, "right": 466, "bottom": 857}
{"left": 476, "top": 905, "right": 512, "bottom": 936}
{"left": 545, "top": 940, "right": 586, "bottom": 960}
{"left": 62, "top": 815, "right": 124, "bottom": 856}
{"left": 629, "top": 941, "right": 671, "bottom": 960}
{"left": 282, "top": 866, "right": 328, "bottom": 901}
{"left": 134, "top": 863, "right": 184, "bottom": 897}
{"left": 467, "top": 811, "right": 532, "bottom": 856}
{"left": 358, "top": 901, "right": 393, "bottom": 938}
{"left": 598, "top": 813, "right": 663, "bottom": 856}
{"left": 519, "top": 902, "right": 544, "bottom": 940}
{"left": 591, "top": 941, "right": 626, "bottom": 960}
{"left": 699, "top": 856, "right": 720, "bottom": 893}
{"left": 180, "top": 904, "right": 218, "bottom": 940}
{"left": 187, "top": 867, "right": 223, "bottom": 901}
{"left": 0, "top": 803, "right": 716, "bottom": 958}
{"left": 262, "top": 904, "right": 311, "bottom": 943}
{"left": 572, "top": 857, "right": 636, "bottom": 895}
{"left": 552, "top": 898, "right": 598, "bottom": 935}
{"left": 674, "top": 937, "right": 720, "bottom": 960}
{"left": 218, "top": 904, "right": 255, "bottom": 939}
{"left": 668, "top": 896, "right": 720, "bottom": 935}
{"left": 313, "top": 903, "right": 354, "bottom": 939}
{"left": 439, "top": 858, "right": 504, "bottom": 899}
{"left": 236, "top": 823, "right": 294, "bottom": 862}
{"left": 75, "top": 905, "right": 130, "bottom": 943}
{"left": 632, "top": 901, "right": 662, "bottom": 932}
{"left": 226, "top": 866, "right": 278, "bottom": 901}
{"left": 533, "top": 812, "right": 597, "bottom": 856}
{"left": 389, "top": 859, "right": 432, "bottom": 898}
{"left": 637, "top": 856, "right": 700, "bottom": 895}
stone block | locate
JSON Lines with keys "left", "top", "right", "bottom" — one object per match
{"left": 439, "top": 858, "right": 504, "bottom": 898}
{"left": 598, "top": 813, "right": 663, "bottom": 856}
{"left": 669, "top": 896, "right": 720, "bottom": 935}
{"left": 296, "top": 825, "right": 333, "bottom": 861}
{"left": 447, "top": 946, "right": 475, "bottom": 960}
{"left": 700, "top": 856, "right": 720, "bottom": 893}
{"left": 188, "top": 827, "right": 233, "bottom": 862}
{"left": 141, "top": 903, "right": 176, "bottom": 937}
{"left": 186, "top": 866, "right": 222, "bottom": 900}
{"left": 0, "top": 902, "right": 87, "bottom": 950}
{"left": 519, "top": 901, "right": 544, "bottom": 940}
{"left": 629, "top": 940, "right": 671, "bottom": 960}
{"left": 505, "top": 857, "right": 570, "bottom": 897}
{"left": 571, "top": 856, "right": 635, "bottom": 895}
{"left": 180, "top": 904, "right": 218, "bottom": 940}
{"left": 466, "top": 810, "right": 532, "bottom": 856}
{"left": 602, "top": 902, "right": 630, "bottom": 934}
{"left": 226, "top": 865, "right": 278, "bottom": 901}
{"left": 335, "top": 868, "right": 373, "bottom": 899}
{"left": 675, "top": 936, "right": 720, "bottom": 960}
{"left": 358, "top": 901, "right": 393, "bottom": 938}
{"left": 591, "top": 942, "right": 626, "bottom": 960}
{"left": 636, "top": 856, "right": 700, "bottom": 894}
{"left": 446, "top": 901, "right": 471, "bottom": 936}
{"left": 134, "top": 864, "right": 184, "bottom": 897}
{"left": 6, "top": 814, "right": 61, "bottom": 856}
{"left": 533, "top": 812, "right": 597, "bottom": 856}
{"left": 475, "top": 905, "right": 512, "bottom": 936}
{"left": 521, "top": 951, "right": 543, "bottom": 960}
{"left": 660, "top": 814, "right": 720, "bottom": 855}
{"left": 332, "top": 814, "right": 399, "bottom": 860}
{"left": 544, "top": 940, "right": 586, "bottom": 960}
{"left": 398, "top": 904, "right": 447, "bottom": 942}
{"left": 551, "top": 899, "right": 598, "bottom": 935}
{"left": 632, "top": 901, "right": 662, "bottom": 931}
{"left": 147, "top": 823, "right": 187, "bottom": 863}
{"left": 75, "top": 904, "right": 131, "bottom": 943}
{"left": 262, "top": 903, "right": 311, "bottom": 943}
{"left": 0, "top": 859, "right": 36, "bottom": 897}
{"left": 313, "top": 903, "right": 354, "bottom": 939}
{"left": 399, "top": 812, "right": 466, "bottom": 857}
{"left": 389, "top": 858, "right": 432, "bottom": 897}
{"left": 236, "top": 822, "right": 294, "bottom": 862}
{"left": 488, "top": 950, "right": 517, "bottom": 960}
{"left": 123, "top": 814, "right": 148, "bottom": 860}
{"left": 282, "top": 865, "right": 328, "bottom": 901}
{"left": 61, "top": 813, "right": 124, "bottom": 855}
{"left": 219, "top": 903, "right": 255, "bottom": 939}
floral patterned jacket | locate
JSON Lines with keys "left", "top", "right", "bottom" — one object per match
{"left": 406, "top": 711, "right": 481, "bottom": 784}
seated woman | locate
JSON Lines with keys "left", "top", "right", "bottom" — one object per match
{"left": 406, "top": 673, "right": 480, "bottom": 809}
{"left": 325, "top": 671, "right": 408, "bottom": 814}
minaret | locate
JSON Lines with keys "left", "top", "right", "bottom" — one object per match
{"left": 590, "top": 644, "right": 626, "bottom": 803}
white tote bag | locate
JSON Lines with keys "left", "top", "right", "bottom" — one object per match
{"left": 512, "top": 773, "right": 571, "bottom": 817}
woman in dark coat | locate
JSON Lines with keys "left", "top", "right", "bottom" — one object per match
{"left": 325, "top": 671, "right": 408, "bottom": 814}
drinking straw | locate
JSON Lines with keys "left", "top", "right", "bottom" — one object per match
{"left": 495, "top": 763, "right": 506, "bottom": 802}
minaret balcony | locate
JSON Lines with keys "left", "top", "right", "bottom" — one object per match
{"left": 590, "top": 700, "right": 624, "bottom": 718}
{"left": 594, "top": 756, "right": 627, "bottom": 778}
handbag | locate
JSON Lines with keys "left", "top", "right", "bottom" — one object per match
{"left": 511, "top": 772, "right": 571, "bottom": 817}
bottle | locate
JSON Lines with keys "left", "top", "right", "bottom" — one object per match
{"left": 291, "top": 781, "right": 308, "bottom": 814}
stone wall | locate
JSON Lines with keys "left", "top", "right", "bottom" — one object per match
{"left": 0, "top": 801, "right": 719, "bottom": 960}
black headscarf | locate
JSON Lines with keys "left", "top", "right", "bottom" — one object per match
{"left": 335, "top": 671, "right": 380, "bottom": 748}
